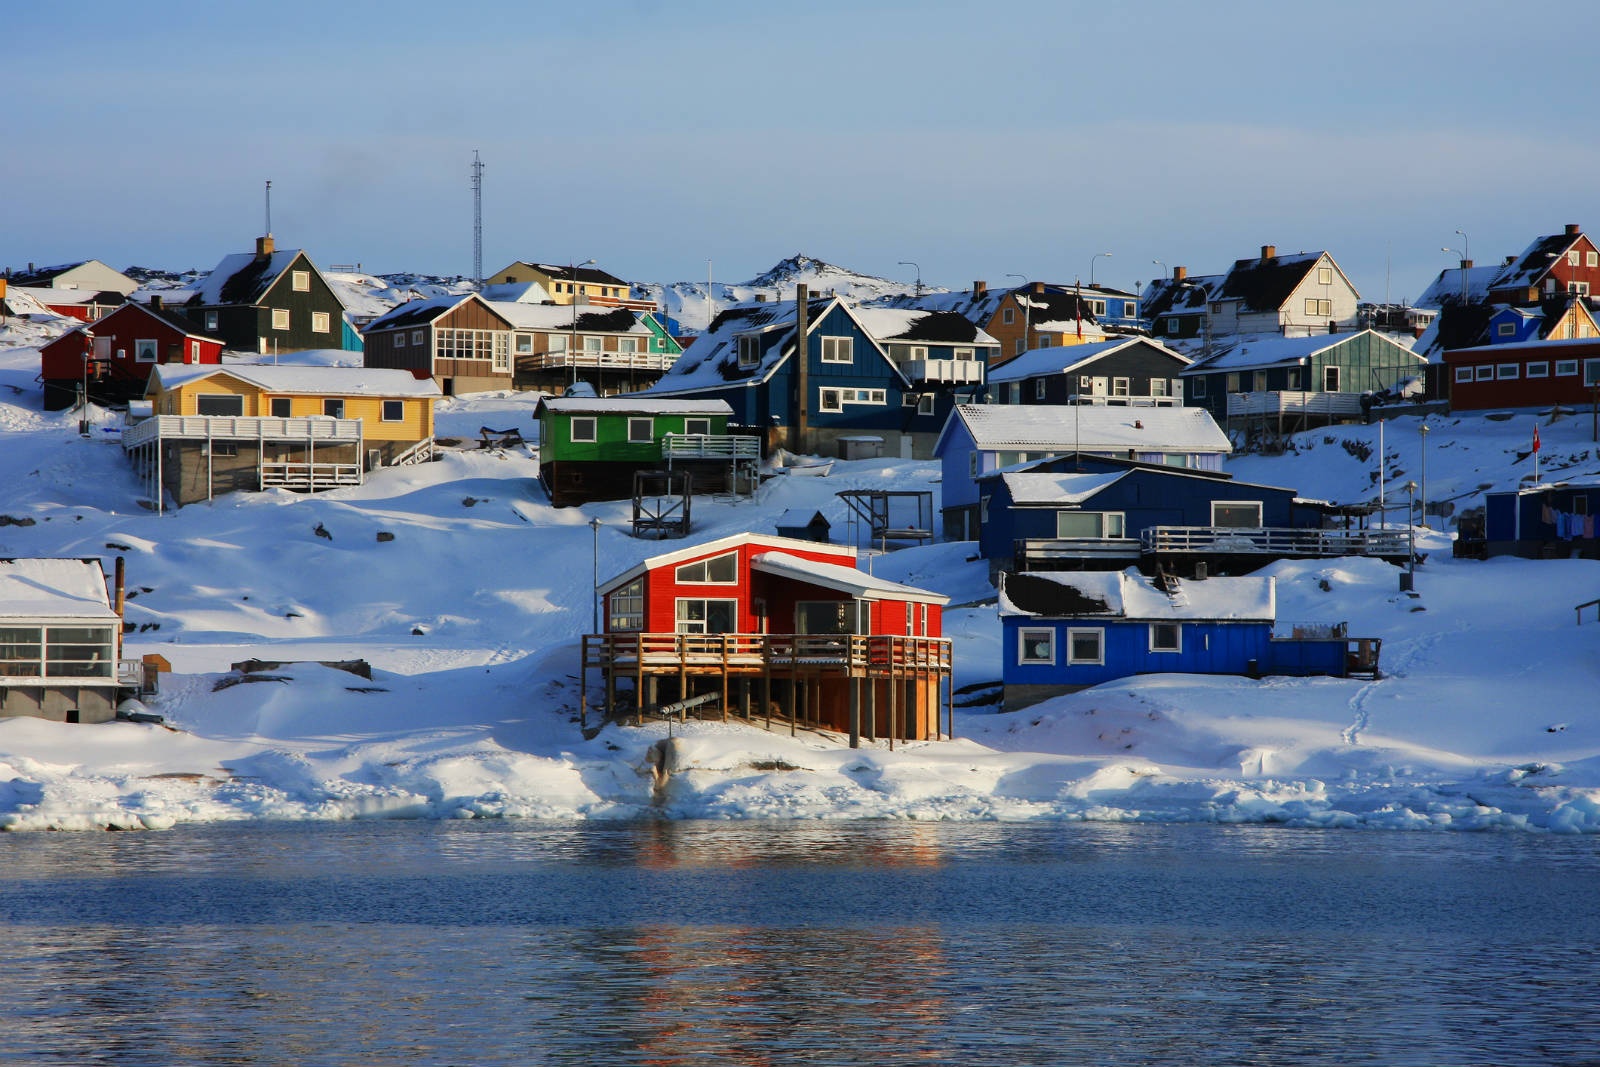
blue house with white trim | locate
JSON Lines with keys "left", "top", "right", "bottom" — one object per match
{"left": 998, "top": 569, "right": 1374, "bottom": 710}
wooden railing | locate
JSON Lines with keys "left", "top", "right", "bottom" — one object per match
{"left": 660, "top": 434, "right": 762, "bottom": 460}
{"left": 518, "top": 350, "right": 679, "bottom": 372}
{"left": 1140, "top": 526, "right": 1410, "bottom": 557}
{"left": 584, "top": 632, "right": 952, "bottom": 673}
{"left": 123, "top": 414, "right": 363, "bottom": 449}
{"left": 260, "top": 460, "right": 363, "bottom": 489}
{"left": 1226, "top": 391, "right": 1364, "bottom": 417}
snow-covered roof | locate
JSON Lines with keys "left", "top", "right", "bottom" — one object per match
{"left": 1183, "top": 329, "right": 1424, "bottom": 374}
{"left": 491, "top": 302, "right": 650, "bottom": 334}
{"left": 645, "top": 297, "right": 863, "bottom": 394}
{"left": 997, "top": 471, "right": 1128, "bottom": 504}
{"left": 194, "top": 248, "right": 334, "bottom": 308}
{"left": 596, "top": 533, "right": 858, "bottom": 596}
{"left": 987, "top": 338, "right": 1189, "bottom": 385}
{"left": 536, "top": 397, "right": 732, "bottom": 417}
{"left": 942, "top": 404, "right": 1232, "bottom": 454}
{"left": 1415, "top": 264, "right": 1501, "bottom": 309}
{"left": 365, "top": 294, "right": 469, "bottom": 331}
{"left": 999, "top": 569, "right": 1275, "bottom": 622}
{"left": 850, "top": 307, "right": 998, "bottom": 347}
{"left": 478, "top": 281, "right": 555, "bottom": 304}
{"left": 0, "top": 558, "right": 118, "bottom": 620}
{"left": 751, "top": 551, "right": 948, "bottom": 605}
{"left": 149, "top": 364, "right": 441, "bottom": 397}
{"left": 1488, "top": 230, "right": 1585, "bottom": 292}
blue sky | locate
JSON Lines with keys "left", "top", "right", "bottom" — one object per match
{"left": 7, "top": 0, "right": 1599, "bottom": 303}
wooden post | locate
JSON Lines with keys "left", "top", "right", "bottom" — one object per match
{"left": 763, "top": 640, "right": 773, "bottom": 731}
{"left": 677, "top": 634, "right": 687, "bottom": 719}
{"left": 721, "top": 636, "right": 729, "bottom": 723}
{"left": 579, "top": 636, "right": 589, "bottom": 733}
{"left": 635, "top": 634, "right": 645, "bottom": 727}
{"left": 848, "top": 674, "right": 860, "bottom": 748}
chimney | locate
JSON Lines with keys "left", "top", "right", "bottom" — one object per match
{"left": 791, "top": 283, "right": 809, "bottom": 454}
{"left": 255, "top": 234, "right": 275, "bottom": 260}
{"left": 1032, "top": 281, "right": 1045, "bottom": 295}
{"left": 1261, "top": 245, "right": 1276, "bottom": 261}
{"left": 149, "top": 294, "right": 162, "bottom": 310}
{"left": 1173, "top": 266, "right": 1187, "bottom": 282}
{"left": 1566, "top": 223, "right": 1581, "bottom": 236}
{"left": 1505, "top": 255, "right": 1516, "bottom": 265}
{"left": 114, "top": 556, "right": 126, "bottom": 624}
{"left": 1460, "top": 259, "right": 1473, "bottom": 270}
{"left": 972, "top": 280, "right": 987, "bottom": 296}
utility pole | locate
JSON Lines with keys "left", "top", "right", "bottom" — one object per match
{"left": 471, "top": 151, "right": 485, "bottom": 290}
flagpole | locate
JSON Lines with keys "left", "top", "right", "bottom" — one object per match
{"left": 1377, "top": 419, "right": 1385, "bottom": 528}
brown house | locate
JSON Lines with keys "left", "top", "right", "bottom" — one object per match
{"left": 362, "top": 293, "right": 515, "bottom": 395}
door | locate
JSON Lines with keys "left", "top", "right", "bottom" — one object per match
{"left": 1090, "top": 377, "right": 1108, "bottom": 397}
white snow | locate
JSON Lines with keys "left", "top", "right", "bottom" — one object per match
{"left": 1, "top": 328, "right": 1599, "bottom": 834}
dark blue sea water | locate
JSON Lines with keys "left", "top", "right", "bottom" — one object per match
{"left": 0, "top": 820, "right": 1595, "bottom": 1066}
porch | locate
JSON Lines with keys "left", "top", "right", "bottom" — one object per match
{"left": 1141, "top": 525, "right": 1410, "bottom": 560}
{"left": 580, "top": 632, "right": 954, "bottom": 746}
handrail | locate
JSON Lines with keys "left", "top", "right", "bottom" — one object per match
{"left": 1226, "top": 391, "right": 1364, "bottom": 417}
{"left": 518, "top": 350, "right": 679, "bottom": 372}
{"left": 1139, "top": 525, "right": 1410, "bottom": 556}
{"left": 584, "top": 632, "right": 953, "bottom": 672}
{"left": 122, "top": 414, "right": 363, "bottom": 449}
{"left": 660, "top": 433, "right": 762, "bottom": 459}
{"left": 1577, "top": 597, "right": 1600, "bottom": 625}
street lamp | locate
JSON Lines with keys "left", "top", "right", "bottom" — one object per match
{"left": 1091, "top": 252, "right": 1112, "bottom": 287}
{"left": 590, "top": 516, "right": 603, "bottom": 634}
{"left": 1005, "top": 272, "right": 1030, "bottom": 357}
{"left": 1454, "top": 229, "right": 1470, "bottom": 264}
{"left": 569, "top": 258, "right": 596, "bottom": 389}
{"left": 1152, "top": 259, "right": 1167, "bottom": 283}
{"left": 898, "top": 260, "right": 922, "bottom": 297}
{"left": 1418, "top": 421, "right": 1430, "bottom": 530}
{"left": 1402, "top": 481, "right": 1418, "bottom": 591}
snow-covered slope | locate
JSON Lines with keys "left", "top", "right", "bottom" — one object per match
{"left": 0, "top": 329, "right": 1597, "bottom": 833}
{"left": 638, "top": 254, "right": 939, "bottom": 332}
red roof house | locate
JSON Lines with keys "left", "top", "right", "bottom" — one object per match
{"left": 584, "top": 533, "right": 952, "bottom": 744}
{"left": 39, "top": 298, "right": 224, "bottom": 409}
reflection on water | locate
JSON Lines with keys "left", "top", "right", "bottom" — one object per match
{"left": 1, "top": 821, "right": 1597, "bottom": 1065}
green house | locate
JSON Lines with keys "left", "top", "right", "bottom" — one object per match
{"left": 535, "top": 397, "right": 755, "bottom": 506}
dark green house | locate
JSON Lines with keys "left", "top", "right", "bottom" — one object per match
{"left": 535, "top": 397, "right": 757, "bottom": 506}
{"left": 184, "top": 235, "right": 353, "bottom": 355}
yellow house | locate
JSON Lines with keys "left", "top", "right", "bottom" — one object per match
{"left": 484, "top": 260, "right": 654, "bottom": 310}
{"left": 126, "top": 365, "right": 441, "bottom": 510}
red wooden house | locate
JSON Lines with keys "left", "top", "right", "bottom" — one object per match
{"left": 583, "top": 533, "right": 953, "bottom": 744}
{"left": 39, "top": 298, "right": 224, "bottom": 410}
{"left": 1444, "top": 337, "right": 1600, "bottom": 411}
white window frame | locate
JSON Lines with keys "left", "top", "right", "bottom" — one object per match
{"left": 1588, "top": 251, "right": 1598, "bottom": 268}
{"left": 1066, "top": 628, "right": 1104, "bottom": 666}
{"left": 1002, "top": 307, "right": 1015, "bottom": 324}
{"left": 608, "top": 578, "right": 644, "bottom": 632}
{"left": 737, "top": 335, "right": 760, "bottom": 368}
{"left": 292, "top": 270, "right": 311, "bottom": 292}
{"left": 1570, "top": 251, "right": 1582, "bottom": 267}
{"left": 570, "top": 417, "right": 597, "bottom": 443}
{"left": 674, "top": 597, "right": 739, "bottom": 635}
{"left": 1555, "top": 360, "right": 1579, "bottom": 377}
{"left": 1474, "top": 364, "right": 1494, "bottom": 381}
{"left": 618, "top": 337, "right": 639, "bottom": 355}
{"left": 381, "top": 400, "right": 404, "bottom": 422}
{"left": 1211, "top": 501, "right": 1263, "bottom": 527}
{"left": 918, "top": 393, "right": 935, "bottom": 415}
{"left": 312, "top": 311, "right": 331, "bottom": 334}
{"left": 628, "top": 417, "right": 653, "bottom": 443}
{"left": 952, "top": 347, "right": 974, "bottom": 361}
{"left": 1017, "top": 627, "right": 1055, "bottom": 665}
{"left": 819, "top": 388, "right": 842, "bottom": 413}
{"left": 515, "top": 333, "right": 534, "bottom": 355}
{"left": 1497, "top": 322, "right": 1517, "bottom": 337}
{"left": 1149, "top": 622, "right": 1181, "bottom": 654}
{"left": 196, "top": 393, "right": 244, "bottom": 416}
{"left": 1151, "top": 377, "right": 1169, "bottom": 397}
{"left": 1318, "top": 266, "right": 1333, "bottom": 286}
{"left": 412, "top": 329, "right": 425, "bottom": 347}
{"left": 1323, "top": 366, "right": 1340, "bottom": 391}
{"left": 1112, "top": 377, "right": 1130, "bottom": 397}
{"left": 395, "top": 331, "right": 407, "bottom": 348}
{"left": 820, "top": 336, "right": 853, "bottom": 364}
{"left": 1527, "top": 362, "right": 1549, "bottom": 379}
{"left": 189, "top": 340, "right": 200, "bottom": 363}
{"left": 684, "top": 418, "right": 711, "bottom": 436}
{"left": 1497, "top": 364, "right": 1519, "bottom": 380}
{"left": 134, "top": 338, "right": 158, "bottom": 364}
{"left": 1454, "top": 366, "right": 1473, "bottom": 383}
{"left": 1056, "top": 510, "right": 1125, "bottom": 539}
{"left": 271, "top": 308, "right": 290, "bottom": 331}
{"left": 674, "top": 552, "right": 738, "bottom": 585}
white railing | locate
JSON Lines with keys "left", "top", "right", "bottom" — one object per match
{"left": 1226, "top": 391, "right": 1364, "bottom": 417}
{"left": 1016, "top": 537, "right": 1142, "bottom": 566}
{"left": 1067, "top": 394, "right": 1182, "bottom": 407}
{"left": 117, "top": 659, "right": 144, "bottom": 685}
{"left": 660, "top": 434, "right": 762, "bottom": 460}
{"left": 260, "top": 461, "right": 363, "bottom": 489}
{"left": 1140, "top": 526, "right": 1410, "bottom": 557}
{"left": 900, "top": 357, "right": 984, "bottom": 384}
{"left": 123, "top": 415, "right": 363, "bottom": 450}
{"left": 390, "top": 437, "right": 437, "bottom": 466}
{"left": 519, "top": 350, "right": 679, "bottom": 372}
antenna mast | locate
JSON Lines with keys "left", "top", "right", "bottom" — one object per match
{"left": 471, "top": 151, "right": 484, "bottom": 290}
{"left": 265, "top": 179, "right": 272, "bottom": 235}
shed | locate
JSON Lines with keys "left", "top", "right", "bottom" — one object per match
{"left": 775, "top": 509, "right": 831, "bottom": 543}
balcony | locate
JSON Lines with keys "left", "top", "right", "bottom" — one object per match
{"left": 122, "top": 414, "right": 363, "bottom": 450}
{"left": 898, "top": 357, "right": 985, "bottom": 384}
{"left": 1015, "top": 537, "right": 1142, "bottom": 570}
{"left": 1225, "top": 391, "right": 1364, "bottom": 418}
{"left": 660, "top": 434, "right": 762, "bottom": 461}
{"left": 517, "top": 349, "right": 679, "bottom": 373}
{"left": 583, "top": 632, "right": 952, "bottom": 675}
{"left": 1140, "top": 526, "right": 1410, "bottom": 559}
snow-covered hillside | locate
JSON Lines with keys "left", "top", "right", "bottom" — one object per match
{"left": 637, "top": 254, "right": 937, "bottom": 332}
{"left": 0, "top": 327, "right": 1598, "bottom": 833}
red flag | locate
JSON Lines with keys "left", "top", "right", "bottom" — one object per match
{"left": 1533, "top": 425, "right": 1541, "bottom": 453}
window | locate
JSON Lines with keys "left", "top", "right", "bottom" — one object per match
{"left": 952, "top": 348, "right": 974, "bottom": 361}
{"left": 737, "top": 335, "right": 761, "bottom": 367}
{"left": 412, "top": 329, "right": 425, "bottom": 347}
{"left": 1528, "top": 362, "right": 1549, "bottom": 379}
{"left": 684, "top": 418, "right": 710, "bottom": 436}
{"left": 918, "top": 393, "right": 935, "bottom": 415}
{"left": 1166, "top": 318, "right": 1180, "bottom": 335}
{"left": 619, "top": 337, "right": 638, "bottom": 355}
{"left": 1056, "top": 511, "right": 1125, "bottom": 538}
{"left": 1018, "top": 628, "right": 1055, "bottom": 664}
{"left": 209, "top": 442, "right": 239, "bottom": 457}
{"left": 272, "top": 308, "right": 290, "bottom": 330}
{"left": 583, "top": 336, "right": 603, "bottom": 354}
{"left": 570, "top": 417, "right": 597, "bottom": 443}
{"left": 796, "top": 601, "right": 861, "bottom": 635}
{"left": 436, "top": 328, "right": 497, "bottom": 361}
{"left": 1124, "top": 303, "right": 1137, "bottom": 318}
{"left": 1150, "top": 622, "right": 1181, "bottom": 653}
{"left": 382, "top": 400, "right": 404, "bottom": 422}
{"left": 1556, "top": 360, "right": 1579, "bottom": 376}
{"left": 1002, "top": 307, "right": 1015, "bottom": 324}
{"left": 196, "top": 393, "right": 244, "bottom": 416}
{"left": 515, "top": 333, "right": 534, "bottom": 354}
{"left": 36, "top": 626, "right": 116, "bottom": 679}
{"left": 1570, "top": 251, "right": 1582, "bottom": 267}
{"left": 1588, "top": 252, "right": 1599, "bottom": 268}
{"left": 675, "top": 552, "right": 738, "bottom": 584}
{"left": 323, "top": 398, "right": 345, "bottom": 418}
{"left": 548, "top": 335, "right": 568, "bottom": 353}
{"left": 819, "top": 388, "right": 842, "bottom": 412}
{"left": 1226, "top": 373, "right": 1241, "bottom": 393}
{"left": 1192, "top": 377, "right": 1206, "bottom": 399}
{"left": 1498, "top": 322, "right": 1517, "bottom": 337}
{"left": 189, "top": 341, "right": 201, "bottom": 363}
{"left": 270, "top": 397, "right": 292, "bottom": 418}
{"left": 134, "top": 339, "right": 158, "bottom": 363}
{"left": 395, "top": 332, "right": 406, "bottom": 348}
{"left": 1253, "top": 371, "right": 1268, "bottom": 391}
{"left": 969, "top": 451, "right": 978, "bottom": 478}
{"left": 820, "top": 336, "right": 853, "bottom": 363}
{"left": 1585, "top": 359, "right": 1600, "bottom": 386}
{"left": 1014, "top": 338, "right": 1026, "bottom": 355}
{"left": 1038, "top": 336, "right": 1052, "bottom": 348}
{"left": 205, "top": 310, "right": 219, "bottom": 331}
{"left": 675, "top": 598, "right": 738, "bottom": 634}
{"left": 1454, "top": 366, "right": 1473, "bottom": 383}
{"left": 1323, "top": 366, "right": 1340, "bottom": 391}
{"left": 1112, "top": 377, "right": 1130, "bottom": 397}
{"left": 312, "top": 312, "right": 331, "bottom": 334}
{"left": 628, "top": 417, "right": 653, "bottom": 443}
{"left": 1497, "top": 364, "right": 1519, "bottom": 380}
{"left": 1067, "top": 628, "right": 1104, "bottom": 665}
{"left": 1034, "top": 379, "right": 1046, "bottom": 400}
{"left": 608, "top": 579, "right": 644, "bottom": 632}
{"left": 1474, "top": 365, "right": 1494, "bottom": 381}
{"left": 1212, "top": 501, "right": 1263, "bottom": 527}
{"left": 1286, "top": 369, "right": 1301, "bottom": 389}
{"left": 1318, "top": 266, "right": 1333, "bottom": 286}
{"left": 292, "top": 270, "right": 311, "bottom": 292}
{"left": 1303, "top": 298, "right": 1332, "bottom": 316}
{"left": 1151, "top": 378, "right": 1168, "bottom": 397}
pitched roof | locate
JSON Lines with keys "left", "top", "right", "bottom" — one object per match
{"left": 987, "top": 337, "right": 1190, "bottom": 385}
{"left": 0, "top": 558, "right": 118, "bottom": 620}
{"left": 507, "top": 261, "right": 629, "bottom": 287}
{"left": 149, "top": 364, "right": 440, "bottom": 398}
{"left": 938, "top": 404, "right": 1232, "bottom": 455}
{"left": 1415, "top": 264, "right": 1501, "bottom": 309}
{"left": 1489, "top": 230, "right": 1585, "bottom": 292}
{"left": 850, "top": 307, "right": 998, "bottom": 346}
{"left": 364, "top": 295, "right": 468, "bottom": 331}
{"left": 596, "top": 533, "right": 858, "bottom": 596}
{"left": 872, "top": 286, "right": 1011, "bottom": 326}
{"left": 750, "top": 551, "right": 948, "bottom": 604}
{"left": 534, "top": 397, "right": 731, "bottom": 417}
{"left": 491, "top": 302, "right": 646, "bottom": 334}
{"left": 1181, "top": 329, "right": 1422, "bottom": 374}
{"left": 996, "top": 470, "right": 1128, "bottom": 504}
{"left": 1216, "top": 251, "right": 1331, "bottom": 312}
{"left": 1141, "top": 273, "right": 1224, "bottom": 320}
{"left": 193, "top": 247, "right": 343, "bottom": 311}
{"left": 998, "top": 569, "right": 1275, "bottom": 621}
